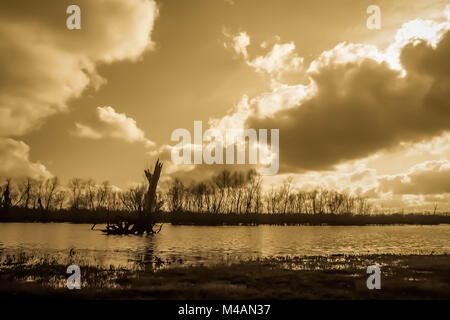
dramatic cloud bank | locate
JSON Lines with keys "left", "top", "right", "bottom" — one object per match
{"left": 218, "top": 16, "right": 450, "bottom": 173}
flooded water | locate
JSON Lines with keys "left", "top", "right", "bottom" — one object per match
{"left": 0, "top": 223, "right": 449, "bottom": 268}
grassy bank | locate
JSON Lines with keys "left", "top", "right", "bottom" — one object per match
{"left": 1, "top": 254, "right": 449, "bottom": 299}
{"left": 1, "top": 207, "right": 450, "bottom": 226}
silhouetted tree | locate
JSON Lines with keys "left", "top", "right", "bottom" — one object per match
{"left": 1, "top": 179, "right": 12, "bottom": 212}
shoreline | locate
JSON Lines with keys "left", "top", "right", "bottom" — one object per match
{"left": 1, "top": 254, "right": 449, "bottom": 299}
{"left": 1, "top": 209, "right": 450, "bottom": 226}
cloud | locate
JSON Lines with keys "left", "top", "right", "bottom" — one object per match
{"left": 73, "top": 123, "right": 103, "bottom": 140}
{"left": 161, "top": 11, "right": 450, "bottom": 196}
{"left": 74, "top": 106, "right": 155, "bottom": 148}
{"left": 0, "top": 0, "right": 158, "bottom": 179}
{"left": 264, "top": 162, "right": 379, "bottom": 195}
{"left": 247, "top": 42, "right": 304, "bottom": 79}
{"left": 224, "top": 31, "right": 250, "bottom": 59}
{"left": 378, "top": 160, "right": 450, "bottom": 195}
{"left": 401, "top": 133, "right": 450, "bottom": 156}
{"left": 170, "top": 19, "right": 449, "bottom": 180}
{"left": 223, "top": 31, "right": 304, "bottom": 79}
{"left": 0, "top": 0, "right": 158, "bottom": 137}
{"left": 231, "top": 17, "right": 450, "bottom": 173}
{"left": 0, "top": 138, "right": 52, "bottom": 180}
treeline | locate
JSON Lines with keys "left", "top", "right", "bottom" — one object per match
{"left": 166, "top": 170, "right": 374, "bottom": 215}
{"left": 0, "top": 177, "right": 162, "bottom": 214}
{"left": 1, "top": 169, "right": 373, "bottom": 215}
{"left": 1, "top": 170, "right": 450, "bottom": 226}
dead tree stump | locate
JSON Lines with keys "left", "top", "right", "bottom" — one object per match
{"left": 102, "top": 160, "right": 163, "bottom": 235}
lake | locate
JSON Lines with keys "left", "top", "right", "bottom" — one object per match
{"left": 0, "top": 223, "right": 449, "bottom": 268}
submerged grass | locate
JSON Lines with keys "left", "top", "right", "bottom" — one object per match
{"left": 1, "top": 253, "right": 449, "bottom": 299}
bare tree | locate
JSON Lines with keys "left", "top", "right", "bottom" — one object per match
{"left": 68, "top": 178, "right": 83, "bottom": 210}
{"left": 120, "top": 184, "right": 146, "bottom": 213}
{"left": 43, "top": 177, "right": 59, "bottom": 210}
{"left": 1, "top": 179, "right": 12, "bottom": 211}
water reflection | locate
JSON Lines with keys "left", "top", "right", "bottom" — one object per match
{"left": 0, "top": 223, "right": 449, "bottom": 269}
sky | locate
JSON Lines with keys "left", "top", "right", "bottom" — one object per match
{"left": 1, "top": 0, "right": 450, "bottom": 211}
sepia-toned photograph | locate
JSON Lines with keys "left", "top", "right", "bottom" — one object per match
{"left": 0, "top": 0, "right": 449, "bottom": 309}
